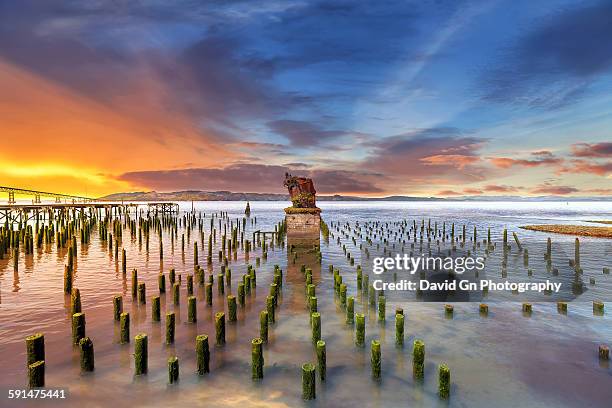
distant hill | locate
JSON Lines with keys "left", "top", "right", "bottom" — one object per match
{"left": 97, "top": 190, "right": 611, "bottom": 202}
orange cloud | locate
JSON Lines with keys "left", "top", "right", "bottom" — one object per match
{"left": 0, "top": 59, "right": 237, "bottom": 197}
{"left": 558, "top": 160, "right": 612, "bottom": 176}
{"left": 420, "top": 154, "right": 480, "bottom": 169}
{"left": 437, "top": 190, "right": 462, "bottom": 196}
{"left": 489, "top": 155, "right": 562, "bottom": 168}
{"left": 530, "top": 184, "right": 579, "bottom": 195}
{"left": 483, "top": 184, "right": 520, "bottom": 193}
{"left": 571, "top": 142, "right": 612, "bottom": 158}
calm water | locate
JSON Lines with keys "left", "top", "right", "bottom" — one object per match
{"left": 1, "top": 201, "right": 611, "bottom": 407}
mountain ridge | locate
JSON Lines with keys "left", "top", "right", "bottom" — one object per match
{"left": 97, "top": 190, "right": 612, "bottom": 202}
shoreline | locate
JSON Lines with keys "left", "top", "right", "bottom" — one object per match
{"left": 520, "top": 224, "right": 612, "bottom": 238}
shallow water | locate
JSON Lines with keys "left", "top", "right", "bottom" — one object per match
{"left": 1, "top": 201, "right": 611, "bottom": 407}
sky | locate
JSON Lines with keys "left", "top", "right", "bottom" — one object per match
{"left": 1, "top": 0, "right": 611, "bottom": 198}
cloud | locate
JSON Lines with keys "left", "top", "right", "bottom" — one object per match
{"left": 481, "top": 2, "right": 612, "bottom": 108}
{"left": 584, "top": 188, "right": 612, "bottom": 195}
{"left": 571, "top": 142, "right": 612, "bottom": 158}
{"left": 363, "top": 128, "right": 488, "bottom": 186}
{"left": 489, "top": 151, "right": 563, "bottom": 168}
{"left": 118, "top": 163, "right": 383, "bottom": 194}
{"left": 463, "top": 188, "right": 482, "bottom": 195}
{"left": 267, "top": 120, "right": 352, "bottom": 146}
{"left": 437, "top": 190, "right": 462, "bottom": 196}
{"left": 483, "top": 184, "right": 520, "bottom": 193}
{"left": 530, "top": 184, "right": 579, "bottom": 195}
{"left": 558, "top": 160, "right": 612, "bottom": 176}
{"left": 420, "top": 154, "right": 481, "bottom": 169}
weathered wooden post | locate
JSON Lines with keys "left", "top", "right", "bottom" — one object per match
{"left": 70, "top": 288, "right": 81, "bottom": 315}
{"left": 134, "top": 334, "right": 148, "bottom": 375}
{"left": 251, "top": 338, "right": 264, "bottom": 380}
{"left": 172, "top": 282, "right": 180, "bottom": 305}
{"left": 371, "top": 340, "right": 381, "bottom": 379}
{"left": 316, "top": 340, "right": 326, "bottom": 381}
{"left": 168, "top": 356, "right": 179, "bottom": 384}
{"left": 26, "top": 333, "right": 45, "bottom": 366}
{"left": 302, "top": 363, "right": 316, "bottom": 400}
{"left": 311, "top": 312, "right": 321, "bottom": 343}
{"left": 113, "top": 295, "right": 123, "bottom": 321}
{"left": 439, "top": 364, "right": 450, "bottom": 399}
{"left": 395, "top": 313, "right": 404, "bottom": 345}
{"left": 413, "top": 339, "right": 425, "bottom": 379}
{"left": 356, "top": 313, "right": 365, "bottom": 346}
{"left": 28, "top": 361, "right": 45, "bottom": 388}
{"left": 346, "top": 296, "right": 354, "bottom": 324}
{"left": 266, "top": 295, "right": 275, "bottom": 323}
{"left": 152, "top": 296, "right": 161, "bottom": 321}
{"left": 159, "top": 273, "right": 166, "bottom": 294}
{"left": 131, "top": 269, "right": 138, "bottom": 299}
{"left": 196, "top": 334, "right": 210, "bottom": 374}
{"left": 188, "top": 296, "right": 197, "bottom": 323}
{"left": 72, "top": 312, "right": 86, "bottom": 345}
{"left": 215, "top": 312, "right": 226, "bottom": 345}
{"left": 138, "top": 282, "right": 146, "bottom": 305}
{"left": 120, "top": 312, "right": 130, "bottom": 344}
{"left": 166, "top": 312, "right": 175, "bottom": 344}
{"left": 78, "top": 337, "right": 94, "bottom": 372}
{"left": 260, "top": 310, "right": 269, "bottom": 343}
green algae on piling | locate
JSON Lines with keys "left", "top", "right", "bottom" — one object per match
{"left": 251, "top": 338, "right": 264, "bottom": 380}
{"left": 120, "top": 312, "right": 130, "bottom": 344}
{"left": 196, "top": 334, "right": 210, "bottom": 374}
{"left": 168, "top": 356, "right": 179, "bottom": 384}
{"left": 371, "top": 340, "right": 381, "bottom": 379}
{"left": 26, "top": 333, "right": 45, "bottom": 366}
{"left": 302, "top": 363, "right": 316, "bottom": 400}
{"left": 134, "top": 334, "right": 147, "bottom": 375}
{"left": 439, "top": 364, "right": 451, "bottom": 399}
{"left": 215, "top": 312, "right": 226, "bottom": 345}
{"left": 413, "top": 339, "right": 425, "bottom": 379}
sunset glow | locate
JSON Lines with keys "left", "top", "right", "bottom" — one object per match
{"left": 1, "top": 1, "right": 611, "bottom": 197}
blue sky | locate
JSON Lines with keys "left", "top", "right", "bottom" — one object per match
{"left": 0, "top": 0, "right": 610, "bottom": 196}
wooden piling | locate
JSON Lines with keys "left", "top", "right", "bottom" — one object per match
{"left": 188, "top": 296, "right": 197, "bottom": 323}
{"left": 131, "top": 269, "right": 138, "bottom": 298}
{"left": 378, "top": 295, "right": 386, "bottom": 321}
{"left": 413, "top": 339, "right": 425, "bottom": 379}
{"left": 70, "top": 288, "right": 81, "bottom": 315}
{"left": 356, "top": 313, "right": 365, "bottom": 346}
{"left": 316, "top": 340, "right": 326, "bottom": 381}
{"left": 371, "top": 340, "right": 381, "bottom": 379}
{"left": 168, "top": 356, "right": 179, "bottom": 384}
{"left": 251, "top": 338, "right": 264, "bottom": 380}
{"left": 134, "top": 334, "right": 148, "bottom": 375}
{"left": 72, "top": 312, "right": 86, "bottom": 345}
{"left": 346, "top": 296, "right": 354, "bottom": 324}
{"left": 228, "top": 295, "right": 237, "bottom": 322}
{"left": 25, "top": 333, "right": 45, "bottom": 366}
{"left": 120, "top": 312, "right": 130, "bottom": 344}
{"left": 166, "top": 312, "right": 175, "bottom": 344}
{"left": 159, "top": 273, "right": 166, "bottom": 294}
{"left": 215, "top": 312, "right": 225, "bottom": 345}
{"left": 28, "top": 361, "right": 45, "bottom": 388}
{"left": 260, "top": 310, "right": 269, "bottom": 343}
{"left": 196, "top": 334, "right": 210, "bottom": 374}
{"left": 311, "top": 312, "right": 321, "bottom": 344}
{"left": 266, "top": 295, "right": 275, "bottom": 323}
{"left": 439, "top": 364, "right": 451, "bottom": 399}
{"left": 152, "top": 296, "right": 161, "bottom": 322}
{"left": 138, "top": 282, "right": 146, "bottom": 305}
{"left": 395, "top": 313, "right": 404, "bottom": 345}
{"left": 302, "top": 363, "right": 316, "bottom": 400}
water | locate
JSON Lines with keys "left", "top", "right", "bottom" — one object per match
{"left": 0, "top": 201, "right": 611, "bottom": 407}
